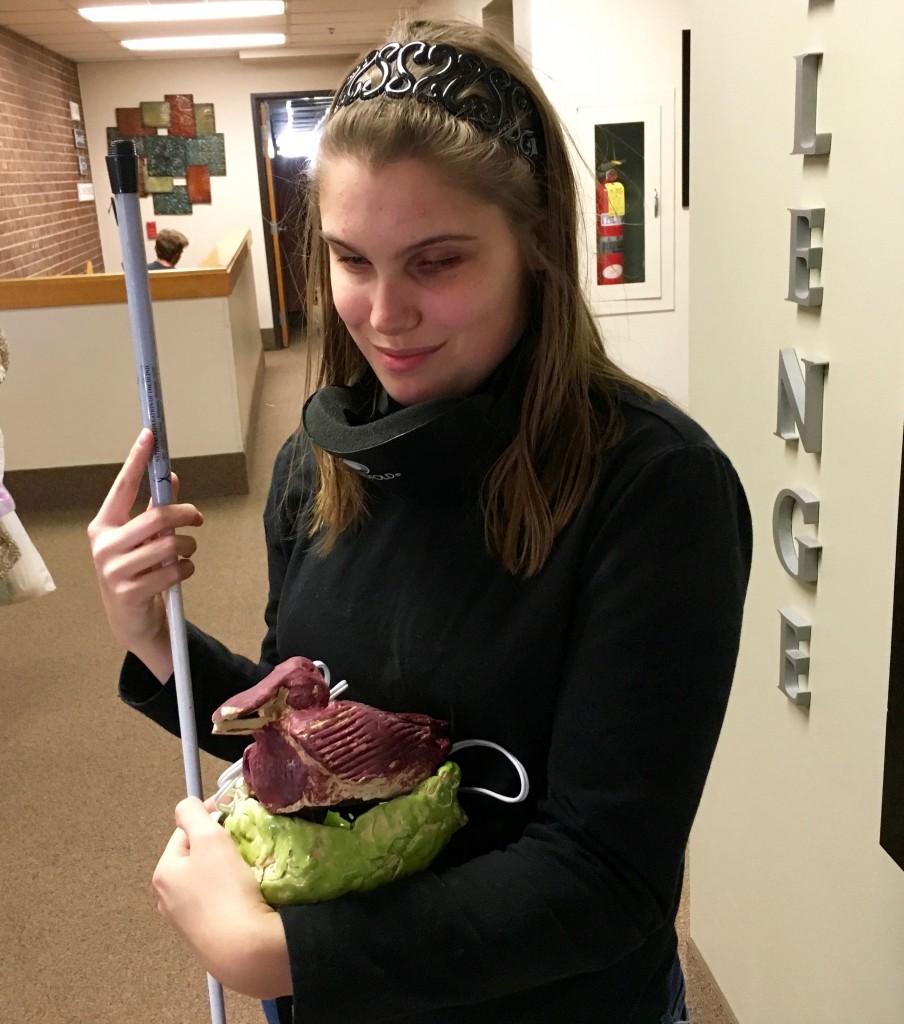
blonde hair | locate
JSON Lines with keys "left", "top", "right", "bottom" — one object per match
{"left": 298, "top": 17, "right": 656, "bottom": 576}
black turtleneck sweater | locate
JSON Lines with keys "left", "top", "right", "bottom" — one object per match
{"left": 120, "top": 380, "right": 751, "bottom": 1024}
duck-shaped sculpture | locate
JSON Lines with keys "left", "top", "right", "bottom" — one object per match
{"left": 211, "top": 657, "right": 451, "bottom": 815}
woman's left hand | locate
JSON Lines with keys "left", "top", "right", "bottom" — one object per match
{"left": 153, "top": 797, "right": 292, "bottom": 999}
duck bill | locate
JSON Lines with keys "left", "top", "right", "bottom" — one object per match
{"left": 211, "top": 715, "right": 269, "bottom": 735}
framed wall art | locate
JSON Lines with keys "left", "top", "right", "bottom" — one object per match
{"left": 107, "top": 95, "right": 223, "bottom": 216}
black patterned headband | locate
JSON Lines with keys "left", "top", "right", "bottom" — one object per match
{"left": 333, "top": 40, "right": 544, "bottom": 175}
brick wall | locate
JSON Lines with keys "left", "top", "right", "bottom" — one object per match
{"left": 0, "top": 25, "right": 104, "bottom": 277}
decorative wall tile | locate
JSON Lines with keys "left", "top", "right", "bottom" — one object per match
{"left": 194, "top": 103, "right": 216, "bottom": 135}
{"left": 106, "top": 97, "right": 222, "bottom": 216}
{"left": 165, "top": 94, "right": 197, "bottom": 137}
{"left": 186, "top": 133, "right": 225, "bottom": 175}
{"left": 186, "top": 164, "right": 211, "bottom": 203}
{"left": 115, "top": 107, "right": 156, "bottom": 137}
{"left": 153, "top": 186, "right": 191, "bottom": 215}
{"left": 144, "top": 175, "right": 174, "bottom": 194}
{"left": 144, "top": 135, "right": 187, "bottom": 177}
{"left": 140, "top": 101, "right": 171, "bottom": 129}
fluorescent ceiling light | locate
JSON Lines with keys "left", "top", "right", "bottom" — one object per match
{"left": 80, "top": 2, "right": 285, "bottom": 22}
{"left": 122, "top": 33, "right": 285, "bottom": 51}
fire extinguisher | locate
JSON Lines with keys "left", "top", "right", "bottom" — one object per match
{"left": 596, "top": 167, "right": 625, "bottom": 286}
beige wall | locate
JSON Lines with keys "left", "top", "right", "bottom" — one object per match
{"left": 688, "top": 2, "right": 904, "bottom": 1021}
{"left": 419, "top": 0, "right": 486, "bottom": 21}
{"left": 528, "top": 0, "right": 690, "bottom": 406}
{"left": 408, "top": 0, "right": 692, "bottom": 404}
{"left": 77, "top": 55, "right": 350, "bottom": 331}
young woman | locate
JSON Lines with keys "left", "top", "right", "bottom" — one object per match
{"left": 89, "top": 18, "right": 751, "bottom": 1024}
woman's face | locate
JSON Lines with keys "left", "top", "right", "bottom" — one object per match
{"left": 318, "top": 156, "right": 532, "bottom": 405}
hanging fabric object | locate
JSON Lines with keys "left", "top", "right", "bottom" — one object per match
{"left": 0, "top": 521, "right": 20, "bottom": 581}
{"left": 0, "top": 328, "right": 56, "bottom": 605}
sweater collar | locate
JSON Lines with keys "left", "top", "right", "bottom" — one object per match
{"left": 302, "top": 344, "right": 529, "bottom": 502}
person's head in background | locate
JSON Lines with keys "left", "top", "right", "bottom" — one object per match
{"left": 153, "top": 228, "right": 189, "bottom": 268}
{"left": 302, "top": 18, "right": 652, "bottom": 574}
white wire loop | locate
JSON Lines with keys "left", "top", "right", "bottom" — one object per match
{"left": 211, "top": 758, "right": 244, "bottom": 815}
{"left": 450, "top": 739, "right": 530, "bottom": 803}
{"left": 313, "top": 658, "right": 349, "bottom": 699}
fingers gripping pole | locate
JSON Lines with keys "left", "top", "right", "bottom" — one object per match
{"left": 107, "top": 140, "right": 227, "bottom": 1024}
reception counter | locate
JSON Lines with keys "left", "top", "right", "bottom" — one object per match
{"left": 0, "top": 229, "right": 263, "bottom": 511}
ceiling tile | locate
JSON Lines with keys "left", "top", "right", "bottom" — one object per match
{"left": 0, "top": 0, "right": 422, "bottom": 62}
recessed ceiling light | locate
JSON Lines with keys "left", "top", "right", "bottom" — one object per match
{"left": 121, "top": 33, "right": 286, "bottom": 51}
{"left": 80, "top": 2, "right": 285, "bottom": 24}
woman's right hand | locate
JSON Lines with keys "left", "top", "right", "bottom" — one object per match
{"left": 87, "top": 428, "right": 204, "bottom": 682}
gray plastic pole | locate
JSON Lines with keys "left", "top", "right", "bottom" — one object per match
{"left": 106, "top": 139, "right": 227, "bottom": 1024}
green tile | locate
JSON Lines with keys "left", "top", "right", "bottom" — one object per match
{"left": 144, "top": 135, "right": 187, "bottom": 177}
{"left": 194, "top": 103, "right": 216, "bottom": 135}
{"left": 186, "top": 133, "right": 225, "bottom": 176}
{"left": 144, "top": 175, "right": 174, "bottom": 194}
{"left": 141, "top": 101, "right": 171, "bottom": 128}
{"left": 152, "top": 186, "right": 191, "bottom": 215}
